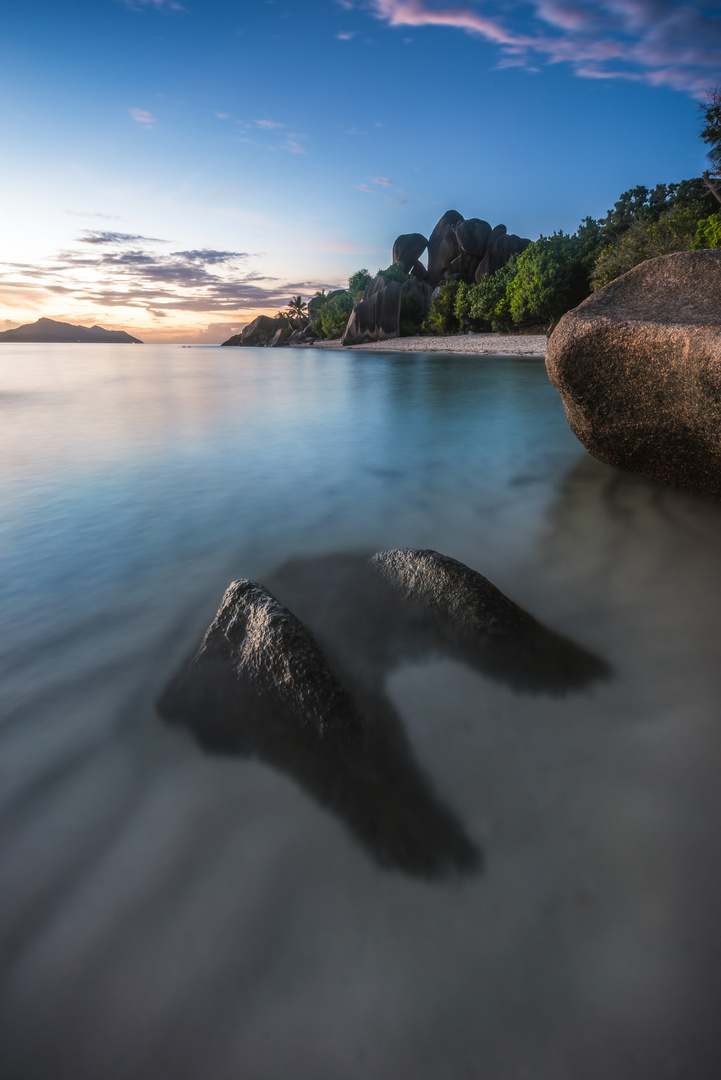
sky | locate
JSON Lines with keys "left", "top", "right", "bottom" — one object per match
{"left": 1, "top": 0, "right": 719, "bottom": 343}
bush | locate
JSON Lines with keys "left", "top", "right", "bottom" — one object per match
{"left": 468, "top": 256, "right": 519, "bottom": 331}
{"left": 422, "top": 280, "right": 462, "bottom": 335}
{"left": 348, "top": 268, "right": 372, "bottom": 300}
{"left": 507, "top": 234, "right": 589, "bottom": 328}
{"left": 320, "top": 291, "right": 354, "bottom": 339}
{"left": 592, "top": 202, "right": 708, "bottom": 289}
{"left": 692, "top": 213, "right": 721, "bottom": 249}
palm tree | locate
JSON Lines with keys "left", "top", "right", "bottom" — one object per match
{"left": 287, "top": 295, "right": 308, "bottom": 321}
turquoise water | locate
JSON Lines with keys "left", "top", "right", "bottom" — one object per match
{"left": 1, "top": 344, "right": 720, "bottom": 1078}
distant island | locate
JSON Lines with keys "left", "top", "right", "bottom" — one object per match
{"left": 0, "top": 317, "right": 142, "bottom": 344}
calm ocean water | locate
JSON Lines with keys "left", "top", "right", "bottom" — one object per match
{"left": 1, "top": 343, "right": 720, "bottom": 1078}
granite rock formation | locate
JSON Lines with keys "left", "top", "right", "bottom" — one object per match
{"left": 392, "top": 232, "right": 429, "bottom": 277}
{"left": 342, "top": 275, "right": 433, "bottom": 346}
{"left": 221, "top": 314, "right": 289, "bottom": 347}
{"left": 546, "top": 249, "right": 721, "bottom": 498}
{"left": 423, "top": 212, "right": 530, "bottom": 287}
{"left": 0, "top": 317, "right": 142, "bottom": 344}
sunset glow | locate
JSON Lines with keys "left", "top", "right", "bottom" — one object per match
{"left": 2, "top": 0, "right": 718, "bottom": 341}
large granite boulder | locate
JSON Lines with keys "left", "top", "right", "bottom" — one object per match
{"left": 475, "top": 232, "right": 531, "bottom": 280}
{"left": 425, "top": 212, "right": 529, "bottom": 286}
{"left": 427, "top": 210, "right": 464, "bottom": 286}
{"left": 392, "top": 233, "right": 428, "bottom": 274}
{"left": 545, "top": 250, "right": 721, "bottom": 498}
{"left": 456, "top": 218, "right": 492, "bottom": 259}
{"left": 342, "top": 275, "right": 402, "bottom": 345}
{"left": 221, "top": 314, "right": 289, "bottom": 347}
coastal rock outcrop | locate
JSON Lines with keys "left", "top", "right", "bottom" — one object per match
{"left": 342, "top": 275, "right": 434, "bottom": 346}
{"left": 222, "top": 314, "right": 290, "bottom": 347}
{"left": 475, "top": 231, "right": 531, "bottom": 280}
{"left": 425, "top": 212, "right": 530, "bottom": 286}
{"left": 546, "top": 249, "right": 721, "bottom": 498}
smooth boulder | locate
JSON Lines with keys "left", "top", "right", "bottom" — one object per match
{"left": 392, "top": 232, "right": 428, "bottom": 274}
{"left": 221, "top": 314, "right": 289, "bottom": 347}
{"left": 546, "top": 250, "right": 721, "bottom": 498}
{"left": 342, "top": 275, "right": 402, "bottom": 345}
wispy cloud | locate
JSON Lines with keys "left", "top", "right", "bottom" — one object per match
{"left": 0, "top": 241, "right": 332, "bottom": 319}
{"left": 354, "top": 176, "right": 437, "bottom": 206}
{"left": 129, "top": 107, "right": 157, "bottom": 128}
{"left": 77, "top": 231, "right": 166, "bottom": 245}
{"left": 337, "top": 31, "right": 357, "bottom": 40}
{"left": 254, "top": 119, "right": 285, "bottom": 130}
{"left": 119, "top": 0, "right": 185, "bottom": 11}
{"left": 365, "top": 0, "right": 721, "bottom": 95}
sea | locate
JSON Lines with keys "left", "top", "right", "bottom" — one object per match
{"left": 1, "top": 342, "right": 720, "bottom": 1079}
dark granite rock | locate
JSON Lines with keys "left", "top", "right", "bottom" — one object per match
{"left": 392, "top": 233, "right": 428, "bottom": 273}
{"left": 157, "top": 549, "right": 609, "bottom": 877}
{"left": 342, "top": 275, "right": 402, "bottom": 345}
{"left": 400, "top": 277, "right": 434, "bottom": 325}
{"left": 157, "top": 571, "right": 479, "bottom": 879}
{"left": 546, "top": 250, "right": 721, "bottom": 498}
{"left": 427, "top": 210, "right": 464, "bottom": 286}
{"left": 221, "top": 314, "right": 289, "bottom": 347}
{"left": 475, "top": 232, "right": 531, "bottom": 280}
{"left": 157, "top": 579, "right": 362, "bottom": 749}
{"left": 455, "top": 218, "right": 492, "bottom": 259}
{"left": 370, "top": 548, "right": 610, "bottom": 693}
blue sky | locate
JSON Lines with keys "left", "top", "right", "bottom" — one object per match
{"left": 1, "top": 0, "right": 719, "bottom": 341}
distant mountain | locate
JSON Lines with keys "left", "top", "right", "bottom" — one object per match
{"left": 0, "top": 317, "right": 143, "bottom": 343}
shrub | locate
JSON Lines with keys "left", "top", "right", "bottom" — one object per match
{"left": 692, "top": 213, "right": 721, "bottom": 249}
{"left": 320, "top": 291, "right": 354, "bottom": 338}
{"left": 422, "top": 280, "right": 462, "bottom": 335}
{"left": 592, "top": 202, "right": 708, "bottom": 289}
{"left": 348, "top": 268, "right": 372, "bottom": 300}
{"left": 508, "top": 234, "right": 589, "bottom": 328}
{"left": 468, "top": 256, "right": 519, "bottom": 331}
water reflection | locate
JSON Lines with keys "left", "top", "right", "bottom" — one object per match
{"left": 158, "top": 550, "right": 608, "bottom": 879}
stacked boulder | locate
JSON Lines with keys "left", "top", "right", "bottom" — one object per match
{"left": 424, "top": 211, "right": 530, "bottom": 286}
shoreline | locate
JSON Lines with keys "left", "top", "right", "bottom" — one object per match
{"left": 292, "top": 332, "right": 547, "bottom": 356}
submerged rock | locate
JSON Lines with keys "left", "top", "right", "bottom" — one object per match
{"left": 546, "top": 250, "right": 721, "bottom": 498}
{"left": 370, "top": 548, "right": 610, "bottom": 693}
{"left": 158, "top": 550, "right": 610, "bottom": 877}
{"left": 157, "top": 574, "right": 480, "bottom": 879}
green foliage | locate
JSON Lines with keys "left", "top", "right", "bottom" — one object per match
{"left": 348, "top": 268, "right": 372, "bottom": 301}
{"left": 700, "top": 86, "right": 721, "bottom": 175}
{"left": 506, "top": 234, "right": 589, "bottom": 329}
{"left": 692, "top": 212, "right": 721, "bottom": 249}
{"left": 592, "top": 202, "right": 708, "bottom": 289}
{"left": 320, "top": 291, "right": 354, "bottom": 339}
{"left": 422, "top": 280, "right": 462, "bottom": 335}
{"left": 399, "top": 283, "right": 425, "bottom": 337}
{"left": 468, "top": 256, "right": 520, "bottom": 331}
{"left": 376, "top": 262, "right": 409, "bottom": 284}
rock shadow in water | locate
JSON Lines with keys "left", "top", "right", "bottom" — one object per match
{"left": 157, "top": 550, "right": 610, "bottom": 880}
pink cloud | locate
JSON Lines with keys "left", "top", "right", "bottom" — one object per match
{"left": 366, "top": 0, "right": 721, "bottom": 95}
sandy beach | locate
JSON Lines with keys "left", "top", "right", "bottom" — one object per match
{"left": 302, "top": 332, "right": 547, "bottom": 356}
